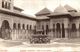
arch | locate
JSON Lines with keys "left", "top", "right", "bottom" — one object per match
{"left": 18, "top": 23, "right": 21, "bottom": 29}
{"left": 1, "top": 20, "right": 10, "bottom": 29}
{"left": 71, "top": 23, "right": 76, "bottom": 31}
{"left": 56, "top": 23, "right": 60, "bottom": 31}
{"left": 0, "top": 20, "right": 11, "bottom": 39}
{"left": 71, "top": 23, "right": 77, "bottom": 38}
{"left": 56, "top": 23, "right": 61, "bottom": 38}
{"left": 13, "top": 23, "right": 16, "bottom": 29}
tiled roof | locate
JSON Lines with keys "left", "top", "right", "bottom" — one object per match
{"left": 0, "top": 8, "right": 37, "bottom": 20}
{"left": 54, "top": 5, "right": 68, "bottom": 13}
{"left": 49, "top": 5, "right": 69, "bottom": 16}
{"left": 64, "top": 5, "right": 77, "bottom": 12}
{"left": 35, "top": 8, "right": 51, "bottom": 16}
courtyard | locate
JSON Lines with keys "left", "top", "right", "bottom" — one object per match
{"left": 0, "top": 38, "right": 80, "bottom": 48}
{"left": 1, "top": 38, "right": 80, "bottom": 52}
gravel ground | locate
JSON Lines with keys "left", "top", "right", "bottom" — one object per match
{"left": 0, "top": 38, "right": 80, "bottom": 48}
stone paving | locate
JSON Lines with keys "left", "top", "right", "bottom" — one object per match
{"left": 0, "top": 38, "right": 80, "bottom": 51}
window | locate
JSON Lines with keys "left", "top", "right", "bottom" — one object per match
{"left": 5, "top": 2, "right": 7, "bottom": 8}
{"left": 2, "top": 1, "right": 11, "bottom": 9}
{"left": 8, "top": 3, "right": 10, "bottom": 9}
{"left": 2, "top": 1, "right": 5, "bottom": 8}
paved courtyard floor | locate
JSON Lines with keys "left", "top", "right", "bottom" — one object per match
{"left": 1, "top": 38, "right": 80, "bottom": 47}
{"left": 0, "top": 38, "right": 80, "bottom": 51}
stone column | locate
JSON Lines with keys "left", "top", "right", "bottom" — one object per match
{"left": 49, "top": 19, "right": 53, "bottom": 40}
{"left": 54, "top": 24, "right": 56, "bottom": 38}
{"left": 76, "top": 23, "right": 79, "bottom": 38}
{"left": 64, "top": 20, "right": 68, "bottom": 39}
{"left": 65, "top": 28, "right": 68, "bottom": 39}
{"left": 61, "top": 24, "right": 62, "bottom": 38}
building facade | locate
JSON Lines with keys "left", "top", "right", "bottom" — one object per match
{"left": 35, "top": 5, "right": 80, "bottom": 43}
{"left": 0, "top": 0, "right": 80, "bottom": 44}
{"left": 0, "top": 0, "right": 36, "bottom": 43}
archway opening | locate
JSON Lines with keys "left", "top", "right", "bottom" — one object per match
{"left": 0, "top": 20, "right": 11, "bottom": 39}
{"left": 56, "top": 23, "right": 60, "bottom": 31}
{"left": 1, "top": 20, "right": 10, "bottom": 29}
{"left": 71, "top": 23, "right": 77, "bottom": 38}
{"left": 56, "top": 23, "right": 61, "bottom": 38}
{"left": 71, "top": 24, "right": 76, "bottom": 32}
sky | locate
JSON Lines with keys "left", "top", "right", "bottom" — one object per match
{"left": 14, "top": 0, "right": 80, "bottom": 16}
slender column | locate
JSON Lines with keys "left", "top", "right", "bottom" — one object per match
{"left": 60, "top": 23, "right": 61, "bottom": 38}
{"left": 64, "top": 24, "right": 68, "bottom": 39}
{"left": 64, "top": 18, "right": 69, "bottom": 39}
{"left": 77, "top": 29, "right": 79, "bottom": 38}
{"left": 65, "top": 28, "right": 68, "bottom": 38}
{"left": 76, "top": 25, "right": 79, "bottom": 38}
{"left": 55, "top": 23, "right": 57, "bottom": 38}
{"left": 54, "top": 24, "right": 56, "bottom": 38}
{"left": 49, "top": 19, "right": 53, "bottom": 40}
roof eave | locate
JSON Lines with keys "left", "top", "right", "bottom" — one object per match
{"left": 14, "top": 6, "right": 24, "bottom": 11}
{"left": 47, "top": 14, "right": 71, "bottom": 18}
{"left": 0, "top": 9, "right": 37, "bottom": 21}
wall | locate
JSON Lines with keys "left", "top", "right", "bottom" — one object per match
{"left": 0, "top": 13, "right": 36, "bottom": 42}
